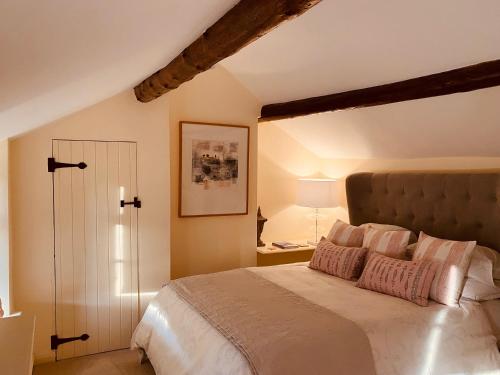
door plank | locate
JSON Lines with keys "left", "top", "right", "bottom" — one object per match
{"left": 95, "top": 142, "right": 111, "bottom": 352}
{"left": 118, "top": 143, "right": 132, "bottom": 347}
{"left": 83, "top": 141, "right": 99, "bottom": 355}
{"left": 52, "top": 141, "right": 63, "bottom": 359}
{"left": 56, "top": 141, "right": 76, "bottom": 359}
{"left": 71, "top": 141, "right": 87, "bottom": 357}
{"left": 107, "top": 142, "right": 122, "bottom": 350}
{"left": 129, "top": 143, "right": 140, "bottom": 326}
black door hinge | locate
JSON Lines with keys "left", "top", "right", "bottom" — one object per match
{"left": 51, "top": 333, "right": 90, "bottom": 350}
{"left": 48, "top": 157, "right": 87, "bottom": 173}
{"left": 120, "top": 196, "right": 141, "bottom": 208}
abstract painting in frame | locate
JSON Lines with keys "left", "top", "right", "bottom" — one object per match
{"left": 179, "top": 121, "right": 249, "bottom": 217}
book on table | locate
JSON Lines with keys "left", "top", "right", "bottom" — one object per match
{"left": 271, "top": 241, "right": 300, "bottom": 249}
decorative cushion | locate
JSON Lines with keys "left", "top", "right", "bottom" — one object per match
{"left": 326, "top": 220, "right": 364, "bottom": 247}
{"left": 362, "top": 228, "right": 411, "bottom": 259}
{"left": 309, "top": 239, "right": 368, "bottom": 281}
{"left": 360, "top": 223, "right": 418, "bottom": 244}
{"left": 412, "top": 232, "right": 476, "bottom": 306}
{"left": 356, "top": 253, "right": 438, "bottom": 306}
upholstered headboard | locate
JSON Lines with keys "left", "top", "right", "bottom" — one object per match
{"left": 346, "top": 171, "right": 500, "bottom": 252}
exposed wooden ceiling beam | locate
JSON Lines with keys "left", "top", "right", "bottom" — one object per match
{"left": 259, "top": 59, "right": 500, "bottom": 122}
{"left": 134, "top": 0, "right": 322, "bottom": 102}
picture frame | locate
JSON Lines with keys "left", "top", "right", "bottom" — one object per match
{"left": 179, "top": 121, "right": 249, "bottom": 217}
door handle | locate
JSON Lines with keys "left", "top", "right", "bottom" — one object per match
{"left": 120, "top": 197, "right": 141, "bottom": 208}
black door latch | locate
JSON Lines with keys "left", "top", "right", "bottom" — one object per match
{"left": 120, "top": 197, "right": 141, "bottom": 208}
{"left": 51, "top": 334, "right": 90, "bottom": 350}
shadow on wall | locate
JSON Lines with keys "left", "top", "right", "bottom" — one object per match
{"left": 257, "top": 125, "right": 350, "bottom": 242}
{"left": 258, "top": 122, "right": 500, "bottom": 242}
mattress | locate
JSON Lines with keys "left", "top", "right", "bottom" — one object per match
{"left": 132, "top": 263, "right": 500, "bottom": 375}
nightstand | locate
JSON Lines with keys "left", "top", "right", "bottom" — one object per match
{"left": 256, "top": 242, "right": 316, "bottom": 266}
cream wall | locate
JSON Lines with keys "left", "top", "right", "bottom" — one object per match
{"left": 9, "top": 90, "right": 171, "bottom": 363}
{"left": 169, "top": 66, "right": 261, "bottom": 279}
{"left": 0, "top": 140, "right": 10, "bottom": 315}
{"left": 9, "top": 65, "right": 261, "bottom": 362}
{"left": 258, "top": 122, "right": 500, "bottom": 243}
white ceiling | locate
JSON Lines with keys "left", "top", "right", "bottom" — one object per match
{"left": 0, "top": 0, "right": 237, "bottom": 139}
{"left": 221, "top": 0, "right": 500, "bottom": 104}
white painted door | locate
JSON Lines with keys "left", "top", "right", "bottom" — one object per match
{"left": 52, "top": 140, "right": 139, "bottom": 360}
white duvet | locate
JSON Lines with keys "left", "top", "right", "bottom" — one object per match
{"left": 132, "top": 263, "right": 500, "bottom": 375}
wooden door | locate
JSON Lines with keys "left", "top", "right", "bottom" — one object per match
{"left": 52, "top": 140, "right": 139, "bottom": 360}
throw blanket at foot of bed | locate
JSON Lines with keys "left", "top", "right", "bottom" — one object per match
{"left": 170, "top": 268, "right": 377, "bottom": 375}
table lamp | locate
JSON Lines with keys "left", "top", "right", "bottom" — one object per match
{"left": 296, "top": 178, "right": 337, "bottom": 245}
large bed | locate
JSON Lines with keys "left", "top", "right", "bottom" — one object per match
{"left": 132, "top": 172, "right": 500, "bottom": 375}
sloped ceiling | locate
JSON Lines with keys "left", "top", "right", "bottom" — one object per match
{"left": 0, "top": 0, "right": 238, "bottom": 139}
{"left": 220, "top": 0, "right": 500, "bottom": 159}
{"left": 221, "top": 0, "right": 500, "bottom": 104}
{"left": 1, "top": 0, "right": 499, "bottom": 161}
{"left": 271, "top": 86, "right": 500, "bottom": 159}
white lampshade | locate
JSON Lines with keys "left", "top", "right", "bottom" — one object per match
{"left": 296, "top": 179, "right": 337, "bottom": 208}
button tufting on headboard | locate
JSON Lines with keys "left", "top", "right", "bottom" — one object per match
{"left": 346, "top": 171, "right": 500, "bottom": 252}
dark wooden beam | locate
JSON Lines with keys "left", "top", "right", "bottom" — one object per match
{"left": 260, "top": 59, "right": 500, "bottom": 122}
{"left": 134, "top": 0, "right": 322, "bottom": 102}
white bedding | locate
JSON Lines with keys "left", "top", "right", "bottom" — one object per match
{"left": 132, "top": 263, "right": 500, "bottom": 375}
{"left": 482, "top": 299, "right": 500, "bottom": 349}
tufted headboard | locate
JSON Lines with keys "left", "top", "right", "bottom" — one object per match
{"left": 346, "top": 171, "right": 500, "bottom": 252}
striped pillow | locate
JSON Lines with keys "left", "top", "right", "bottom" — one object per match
{"left": 356, "top": 253, "right": 438, "bottom": 306}
{"left": 309, "top": 239, "right": 368, "bottom": 281}
{"left": 363, "top": 228, "right": 411, "bottom": 259}
{"left": 360, "top": 223, "right": 418, "bottom": 244}
{"left": 326, "top": 220, "right": 364, "bottom": 247}
{"left": 412, "top": 232, "right": 476, "bottom": 306}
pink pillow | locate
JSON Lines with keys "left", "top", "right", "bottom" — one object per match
{"left": 326, "top": 220, "right": 364, "bottom": 247}
{"left": 309, "top": 239, "right": 368, "bottom": 281}
{"left": 362, "top": 227, "right": 411, "bottom": 259}
{"left": 356, "top": 253, "right": 438, "bottom": 306}
{"left": 412, "top": 232, "right": 476, "bottom": 306}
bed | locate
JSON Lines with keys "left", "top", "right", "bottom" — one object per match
{"left": 132, "top": 172, "right": 500, "bottom": 375}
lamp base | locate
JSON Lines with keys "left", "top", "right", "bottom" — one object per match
{"left": 307, "top": 240, "right": 319, "bottom": 246}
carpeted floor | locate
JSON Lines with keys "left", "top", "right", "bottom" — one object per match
{"left": 33, "top": 349, "right": 155, "bottom": 375}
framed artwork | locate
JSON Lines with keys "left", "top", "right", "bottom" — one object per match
{"left": 179, "top": 121, "right": 249, "bottom": 217}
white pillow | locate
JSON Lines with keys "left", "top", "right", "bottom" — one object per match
{"left": 462, "top": 245, "right": 500, "bottom": 301}
{"left": 468, "top": 246, "right": 498, "bottom": 283}
{"left": 462, "top": 278, "right": 500, "bottom": 301}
